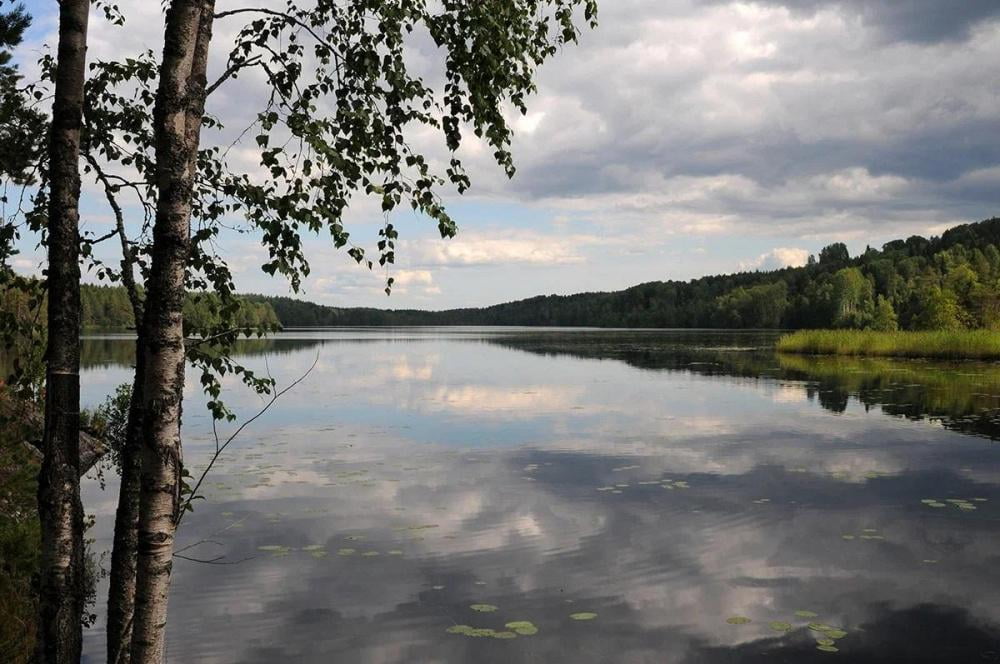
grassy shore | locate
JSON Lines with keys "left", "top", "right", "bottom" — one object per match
{"left": 776, "top": 329, "right": 1000, "bottom": 360}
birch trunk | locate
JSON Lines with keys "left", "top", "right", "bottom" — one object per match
{"left": 129, "top": 2, "right": 215, "bottom": 662}
{"left": 106, "top": 348, "right": 144, "bottom": 664}
{"left": 36, "top": 1, "right": 89, "bottom": 662}
{"left": 107, "top": 184, "right": 146, "bottom": 664}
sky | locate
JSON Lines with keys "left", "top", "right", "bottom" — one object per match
{"left": 12, "top": 0, "right": 1000, "bottom": 309}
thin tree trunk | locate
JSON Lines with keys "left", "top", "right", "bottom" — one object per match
{"left": 129, "top": 2, "right": 215, "bottom": 662}
{"left": 106, "top": 345, "right": 144, "bottom": 664}
{"left": 107, "top": 257, "right": 144, "bottom": 664}
{"left": 90, "top": 147, "right": 147, "bottom": 664}
{"left": 36, "top": 1, "right": 89, "bottom": 662}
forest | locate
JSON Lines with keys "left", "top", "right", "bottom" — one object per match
{"left": 260, "top": 216, "right": 1000, "bottom": 330}
{"left": 0, "top": 283, "right": 280, "bottom": 331}
{"left": 7, "top": 217, "right": 1000, "bottom": 331}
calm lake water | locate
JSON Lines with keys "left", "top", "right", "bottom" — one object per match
{"left": 77, "top": 328, "right": 1000, "bottom": 663}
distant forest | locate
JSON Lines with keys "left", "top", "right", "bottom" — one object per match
{"left": 6, "top": 217, "right": 1000, "bottom": 330}
{"left": 257, "top": 216, "right": 1000, "bottom": 330}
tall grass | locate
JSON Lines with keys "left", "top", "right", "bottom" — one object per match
{"left": 776, "top": 329, "right": 1000, "bottom": 360}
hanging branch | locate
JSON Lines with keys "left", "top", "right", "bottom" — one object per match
{"left": 175, "top": 352, "right": 319, "bottom": 526}
{"left": 83, "top": 151, "right": 143, "bottom": 322}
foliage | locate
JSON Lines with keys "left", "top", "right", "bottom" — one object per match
{"left": 776, "top": 329, "right": 1000, "bottom": 360}
{"left": 0, "top": 1, "right": 45, "bottom": 186}
{"left": 90, "top": 382, "right": 131, "bottom": 477}
{"left": 1, "top": 281, "right": 281, "bottom": 330}
{"left": 0, "top": 389, "right": 41, "bottom": 662}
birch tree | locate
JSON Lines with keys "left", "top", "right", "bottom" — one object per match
{"left": 36, "top": 1, "right": 89, "bottom": 662}
{"left": 128, "top": 0, "right": 595, "bottom": 659}
{"left": 26, "top": 0, "right": 596, "bottom": 660}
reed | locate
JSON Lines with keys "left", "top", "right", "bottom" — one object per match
{"left": 776, "top": 329, "right": 1000, "bottom": 360}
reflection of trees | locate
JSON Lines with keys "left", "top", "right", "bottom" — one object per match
{"left": 72, "top": 336, "right": 331, "bottom": 370}
{"left": 488, "top": 331, "right": 1000, "bottom": 442}
{"left": 683, "top": 603, "right": 999, "bottom": 664}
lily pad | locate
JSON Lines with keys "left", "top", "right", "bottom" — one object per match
{"left": 769, "top": 621, "right": 792, "bottom": 632}
{"left": 817, "top": 645, "right": 839, "bottom": 653}
{"left": 505, "top": 621, "right": 538, "bottom": 636}
{"left": 569, "top": 612, "right": 598, "bottom": 621}
{"left": 795, "top": 610, "right": 818, "bottom": 618}
{"left": 726, "top": 616, "right": 752, "bottom": 625}
{"left": 470, "top": 604, "right": 499, "bottom": 613}
{"left": 446, "top": 625, "right": 497, "bottom": 638}
{"left": 337, "top": 548, "right": 356, "bottom": 556}
{"left": 825, "top": 629, "right": 848, "bottom": 639}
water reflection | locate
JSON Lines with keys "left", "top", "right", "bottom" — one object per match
{"left": 68, "top": 329, "right": 999, "bottom": 662}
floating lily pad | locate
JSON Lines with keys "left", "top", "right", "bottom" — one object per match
{"left": 301, "top": 544, "right": 325, "bottom": 552}
{"left": 769, "top": 621, "right": 792, "bottom": 632}
{"left": 817, "top": 645, "right": 839, "bottom": 653}
{"left": 825, "top": 629, "right": 848, "bottom": 639}
{"left": 256, "top": 545, "right": 287, "bottom": 552}
{"left": 446, "top": 625, "right": 496, "bottom": 638}
{"left": 569, "top": 612, "right": 598, "bottom": 621}
{"left": 361, "top": 551, "right": 380, "bottom": 557}
{"left": 841, "top": 535, "right": 856, "bottom": 540}
{"left": 808, "top": 622, "right": 833, "bottom": 632}
{"left": 337, "top": 548, "right": 356, "bottom": 556}
{"left": 816, "top": 638, "right": 836, "bottom": 646}
{"left": 795, "top": 610, "right": 818, "bottom": 618}
{"left": 505, "top": 621, "right": 538, "bottom": 636}
{"left": 492, "top": 631, "right": 518, "bottom": 639}
{"left": 470, "top": 604, "right": 498, "bottom": 613}
{"left": 726, "top": 616, "right": 752, "bottom": 625}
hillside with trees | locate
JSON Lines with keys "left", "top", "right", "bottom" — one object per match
{"left": 256, "top": 217, "right": 1000, "bottom": 330}
{"left": 6, "top": 217, "right": 1000, "bottom": 332}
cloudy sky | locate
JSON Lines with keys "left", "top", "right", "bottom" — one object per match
{"left": 16, "top": 0, "right": 1000, "bottom": 309}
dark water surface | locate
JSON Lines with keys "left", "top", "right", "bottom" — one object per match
{"left": 77, "top": 329, "right": 1000, "bottom": 663}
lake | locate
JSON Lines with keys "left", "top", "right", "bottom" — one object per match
{"left": 77, "top": 328, "right": 1000, "bottom": 663}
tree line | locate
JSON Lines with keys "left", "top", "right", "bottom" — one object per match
{"left": 1, "top": 282, "right": 281, "bottom": 330}
{"left": 10, "top": 216, "right": 1000, "bottom": 335}
{"left": 250, "top": 217, "right": 1000, "bottom": 330}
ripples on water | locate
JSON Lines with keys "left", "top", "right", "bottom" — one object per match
{"left": 74, "top": 329, "right": 1000, "bottom": 663}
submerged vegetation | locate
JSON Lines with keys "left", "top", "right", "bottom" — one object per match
{"left": 777, "top": 329, "right": 1000, "bottom": 360}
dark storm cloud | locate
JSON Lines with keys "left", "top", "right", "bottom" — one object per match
{"left": 732, "top": 0, "right": 1000, "bottom": 44}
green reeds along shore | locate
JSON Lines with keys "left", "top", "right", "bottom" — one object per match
{"left": 776, "top": 329, "right": 1000, "bottom": 360}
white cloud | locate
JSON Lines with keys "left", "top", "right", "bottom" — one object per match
{"left": 739, "top": 247, "right": 810, "bottom": 271}
{"left": 408, "top": 232, "right": 591, "bottom": 267}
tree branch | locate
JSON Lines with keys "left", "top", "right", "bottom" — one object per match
{"left": 82, "top": 152, "right": 143, "bottom": 323}
{"left": 205, "top": 55, "right": 261, "bottom": 97}
{"left": 175, "top": 352, "right": 319, "bottom": 526}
